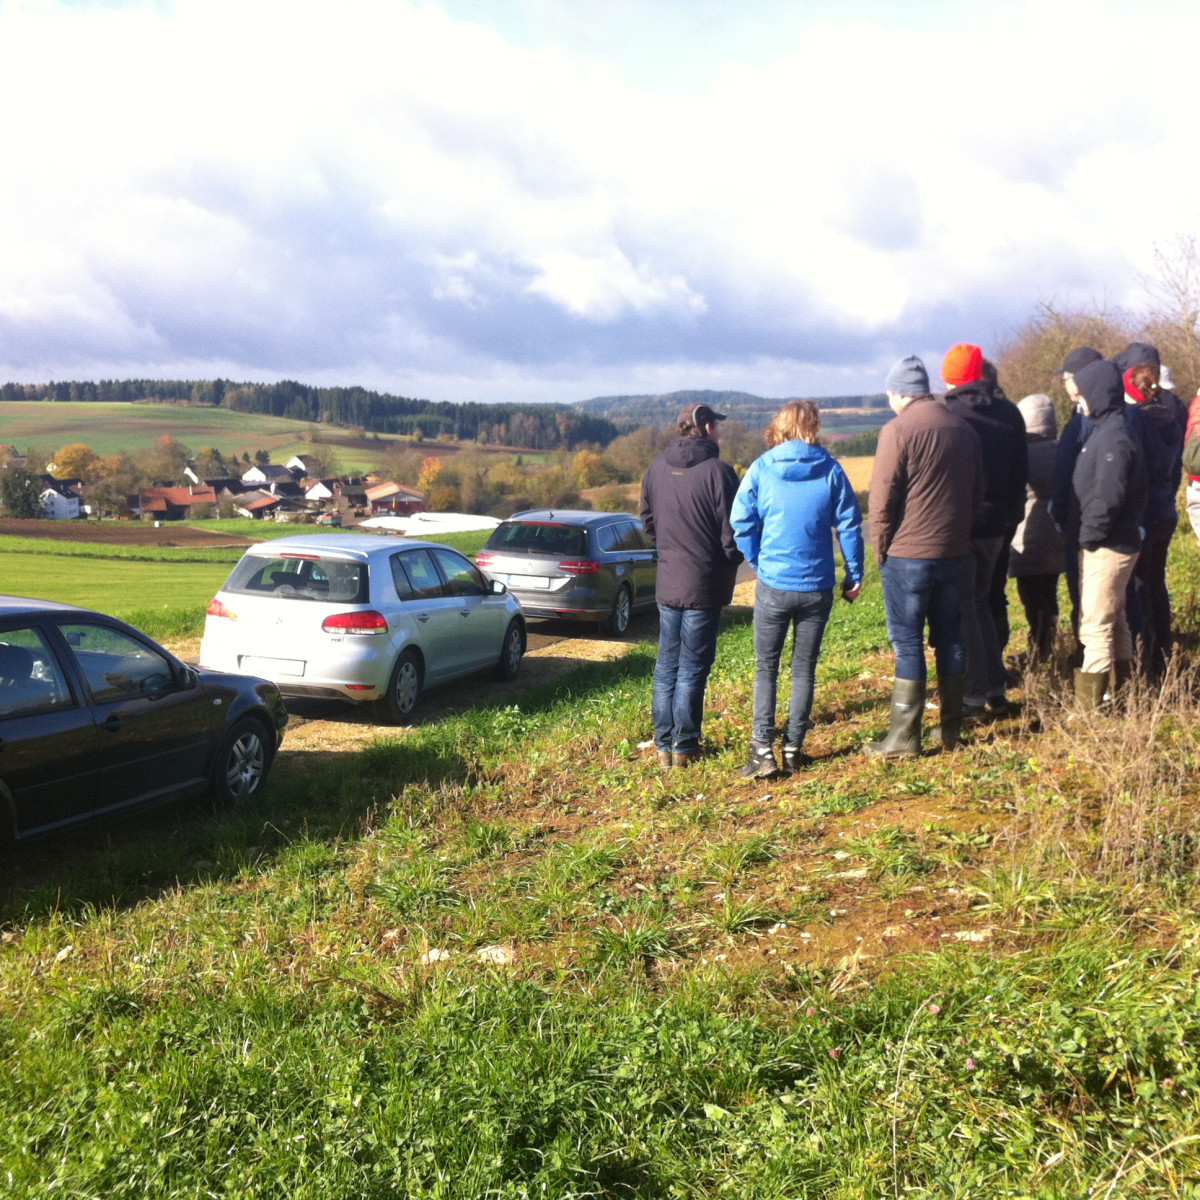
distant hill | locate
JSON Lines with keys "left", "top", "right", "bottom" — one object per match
{"left": 573, "top": 389, "right": 888, "bottom": 430}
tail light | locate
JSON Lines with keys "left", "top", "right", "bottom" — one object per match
{"left": 474, "top": 552, "right": 495, "bottom": 568}
{"left": 321, "top": 610, "right": 388, "bottom": 635}
{"left": 558, "top": 560, "right": 599, "bottom": 575}
{"left": 206, "top": 598, "right": 236, "bottom": 620}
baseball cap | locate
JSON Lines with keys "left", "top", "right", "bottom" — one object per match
{"left": 1057, "top": 347, "right": 1102, "bottom": 376}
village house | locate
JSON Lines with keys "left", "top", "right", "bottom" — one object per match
{"left": 134, "top": 485, "right": 219, "bottom": 521}
{"left": 364, "top": 481, "right": 426, "bottom": 516}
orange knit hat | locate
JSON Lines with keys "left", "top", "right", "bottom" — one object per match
{"left": 942, "top": 343, "right": 984, "bottom": 387}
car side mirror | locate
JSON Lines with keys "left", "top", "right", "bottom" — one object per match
{"left": 490, "top": 579, "right": 508, "bottom": 595}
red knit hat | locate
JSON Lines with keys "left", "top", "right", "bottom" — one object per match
{"left": 942, "top": 343, "right": 984, "bottom": 387}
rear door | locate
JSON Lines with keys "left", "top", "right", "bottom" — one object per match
{"left": 0, "top": 623, "right": 99, "bottom": 837}
{"left": 620, "top": 520, "right": 658, "bottom": 605}
{"left": 55, "top": 621, "right": 214, "bottom": 814}
{"left": 428, "top": 547, "right": 506, "bottom": 674}
{"left": 392, "top": 548, "right": 462, "bottom": 683}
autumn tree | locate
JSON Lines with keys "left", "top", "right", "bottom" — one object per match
{"left": 572, "top": 449, "right": 608, "bottom": 488}
{"left": 52, "top": 442, "right": 101, "bottom": 481}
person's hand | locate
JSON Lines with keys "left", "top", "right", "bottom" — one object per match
{"left": 842, "top": 580, "right": 861, "bottom": 603}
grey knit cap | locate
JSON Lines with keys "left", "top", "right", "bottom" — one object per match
{"left": 1017, "top": 393, "right": 1056, "bottom": 439}
{"left": 885, "top": 355, "right": 929, "bottom": 398}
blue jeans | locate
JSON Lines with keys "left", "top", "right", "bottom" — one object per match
{"left": 751, "top": 581, "right": 833, "bottom": 746}
{"left": 881, "top": 556, "right": 969, "bottom": 682}
{"left": 653, "top": 605, "right": 722, "bottom": 753}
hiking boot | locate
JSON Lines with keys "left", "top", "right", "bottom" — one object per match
{"left": 672, "top": 749, "right": 701, "bottom": 768}
{"left": 927, "top": 674, "right": 965, "bottom": 751}
{"left": 657, "top": 749, "right": 673, "bottom": 769}
{"left": 864, "top": 678, "right": 925, "bottom": 759}
{"left": 986, "top": 694, "right": 1015, "bottom": 717}
{"left": 739, "top": 741, "right": 779, "bottom": 779}
{"left": 781, "top": 744, "right": 814, "bottom": 774}
{"left": 1073, "top": 668, "right": 1108, "bottom": 712}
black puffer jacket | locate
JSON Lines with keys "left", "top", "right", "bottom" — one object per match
{"left": 943, "top": 379, "right": 1028, "bottom": 538}
{"left": 640, "top": 436, "right": 742, "bottom": 608}
{"left": 1072, "top": 361, "right": 1147, "bottom": 553}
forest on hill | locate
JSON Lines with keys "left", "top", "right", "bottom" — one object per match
{"left": 0, "top": 378, "right": 620, "bottom": 452}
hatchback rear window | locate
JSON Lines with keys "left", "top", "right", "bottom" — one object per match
{"left": 222, "top": 555, "right": 368, "bottom": 603}
{"left": 485, "top": 522, "right": 588, "bottom": 557}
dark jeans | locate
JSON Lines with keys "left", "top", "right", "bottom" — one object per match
{"left": 962, "top": 537, "right": 1007, "bottom": 704}
{"left": 1127, "top": 517, "right": 1177, "bottom": 679}
{"left": 988, "top": 535, "right": 1015, "bottom": 652}
{"left": 652, "top": 604, "right": 722, "bottom": 753}
{"left": 1015, "top": 573, "right": 1060, "bottom": 664}
{"left": 881, "top": 555, "right": 969, "bottom": 682}
{"left": 751, "top": 581, "right": 833, "bottom": 746}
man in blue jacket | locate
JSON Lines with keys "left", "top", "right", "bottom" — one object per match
{"left": 641, "top": 402, "right": 743, "bottom": 767}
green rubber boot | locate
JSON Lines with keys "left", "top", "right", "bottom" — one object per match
{"left": 1073, "top": 669, "right": 1108, "bottom": 712}
{"left": 927, "top": 674, "right": 965, "bottom": 751}
{"left": 864, "top": 678, "right": 925, "bottom": 759}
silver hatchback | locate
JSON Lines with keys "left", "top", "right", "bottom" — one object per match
{"left": 474, "top": 510, "right": 657, "bottom": 634}
{"left": 199, "top": 534, "right": 525, "bottom": 722}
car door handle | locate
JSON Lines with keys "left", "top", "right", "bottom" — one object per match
{"left": 416, "top": 613, "right": 430, "bottom": 623}
{"left": 102, "top": 714, "right": 123, "bottom": 734}
{"left": 459, "top": 610, "right": 471, "bottom": 617}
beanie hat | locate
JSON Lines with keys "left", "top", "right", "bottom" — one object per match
{"left": 1160, "top": 364, "right": 1176, "bottom": 391}
{"left": 1114, "top": 342, "right": 1161, "bottom": 373}
{"left": 885, "top": 355, "right": 930, "bottom": 398}
{"left": 942, "top": 343, "right": 984, "bottom": 388}
{"left": 1016, "top": 393, "right": 1057, "bottom": 438}
{"left": 1058, "top": 346, "right": 1102, "bottom": 376}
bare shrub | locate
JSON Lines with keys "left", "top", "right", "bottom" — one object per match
{"left": 998, "top": 658, "right": 1200, "bottom": 893}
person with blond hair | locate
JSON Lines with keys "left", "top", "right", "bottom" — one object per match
{"left": 730, "top": 400, "right": 863, "bottom": 777}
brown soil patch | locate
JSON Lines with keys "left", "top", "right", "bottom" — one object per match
{"left": 0, "top": 518, "right": 258, "bottom": 549}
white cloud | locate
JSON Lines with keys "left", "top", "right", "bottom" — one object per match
{"left": 0, "top": 0, "right": 1197, "bottom": 399}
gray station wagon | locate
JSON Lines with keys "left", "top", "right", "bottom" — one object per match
{"left": 474, "top": 510, "right": 657, "bottom": 634}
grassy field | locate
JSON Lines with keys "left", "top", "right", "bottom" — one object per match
{"left": 3, "top": 527, "right": 1200, "bottom": 1196}
{"left": 0, "top": 401, "right": 411, "bottom": 474}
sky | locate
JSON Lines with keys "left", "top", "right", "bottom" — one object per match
{"left": 0, "top": 0, "right": 1197, "bottom": 406}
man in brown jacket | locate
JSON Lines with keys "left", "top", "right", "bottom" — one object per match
{"left": 866, "top": 355, "right": 982, "bottom": 756}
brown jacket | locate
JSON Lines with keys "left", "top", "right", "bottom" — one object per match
{"left": 869, "top": 396, "right": 982, "bottom": 562}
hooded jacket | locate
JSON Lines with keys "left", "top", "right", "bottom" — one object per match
{"left": 1072, "top": 360, "right": 1148, "bottom": 554}
{"left": 730, "top": 440, "right": 864, "bottom": 592}
{"left": 1009, "top": 394, "right": 1064, "bottom": 577}
{"left": 1127, "top": 387, "right": 1186, "bottom": 524}
{"left": 943, "top": 379, "right": 1029, "bottom": 538}
{"left": 640, "top": 435, "right": 743, "bottom": 608}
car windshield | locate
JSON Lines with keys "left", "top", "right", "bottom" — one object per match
{"left": 485, "top": 521, "right": 587, "bottom": 557}
{"left": 222, "top": 554, "right": 368, "bottom": 603}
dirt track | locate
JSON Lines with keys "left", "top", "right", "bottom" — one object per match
{"left": 0, "top": 518, "right": 258, "bottom": 548}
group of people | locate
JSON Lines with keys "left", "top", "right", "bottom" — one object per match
{"left": 640, "top": 341, "right": 1195, "bottom": 776}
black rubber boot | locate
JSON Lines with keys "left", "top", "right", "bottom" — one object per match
{"left": 1073, "top": 669, "right": 1108, "bottom": 712}
{"left": 927, "top": 674, "right": 965, "bottom": 751}
{"left": 1110, "top": 659, "right": 1135, "bottom": 703}
{"left": 864, "top": 678, "right": 925, "bottom": 759}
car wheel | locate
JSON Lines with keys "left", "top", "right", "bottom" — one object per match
{"left": 494, "top": 619, "right": 525, "bottom": 680}
{"left": 380, "top": 649, "right": 422, "bottom": 724}
{"left": 211, "top": 718, "right": 271, "bottom": 809}
{"left": 606, "top": 585, "right": 633, "bottom": 636}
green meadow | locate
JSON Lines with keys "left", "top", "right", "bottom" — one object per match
{"left": 2, "top": 530, "right": 1200, "bottom": 1195}
{"left": 0, "top": 401, "right": 400, "bottom": 473}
